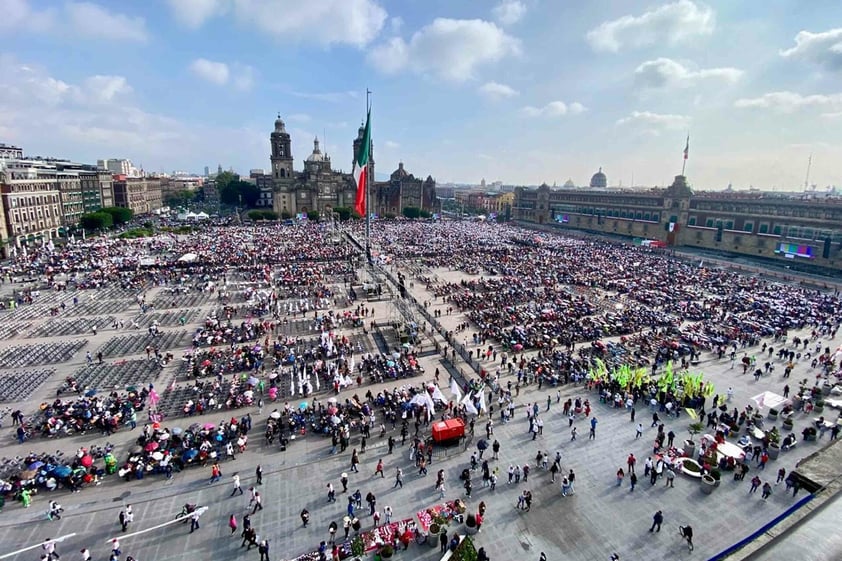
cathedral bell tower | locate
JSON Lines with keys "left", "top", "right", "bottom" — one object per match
{"left": 270, "top": 114, "right": 294, "bottom": 180}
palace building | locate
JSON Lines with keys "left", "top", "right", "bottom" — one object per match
{"left": 514, "top": 170, "right": 842, "bottom": 272}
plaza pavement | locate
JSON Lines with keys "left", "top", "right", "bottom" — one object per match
{"left": 0, "top": 263, "right": 839, "bottom": 561}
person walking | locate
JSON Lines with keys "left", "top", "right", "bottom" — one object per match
{"left": 258, "top": 539, "right": 269, "bottom": 561}
{"left": 80, "top": 549, "right": 92, "bottom": 561}
{"left": 635, "top": 423, "right": 643, "bottom": 439}
{"left": 340, "top": 473, "right": 349, "bottom": 493}
{"left": 251, "top": 491, "right": 264, "bottom": 513}
{"left": 255, "top": 465, "right": 263, "bottom": 485}
{"left": 327, "top": 482, "right": 336, "bottom": 503}
{"left": 665, "top": 468, "right": 675, "bottom": 488}
{"left": 190, "top": 509, "right": 201, "bottom": 533}
{"left": 209, "top": 462, "right": 222, "bottom": 484}
{"left": 649, "top": 510, "right": 663, "bottom": 532}
{"left": 394, "top": 468, "right": 403, "bottom": 489}
{"left": 375, "top": 459, "right": 385, "bottom": 478}
{"left": 616, "top": 468, "right": 625, "bottom": 487}
{"left": 749, "top": 475, "right": 762, "bottom": 494}
{"left": 627, "top": 454, "right": 636, "bottom": 474}
{"left": 679, "top": 525, "right": 694, "bottom": 551}
{"left": 761, "top": 482, "right": 773, "bottom": 500}
{"left": 589, "top": 417, "right": 598, "bottom": 440}
{"left": 119, "top": 509, "right": 129, "bottom": 532}
{"left": 228, "top": 514, "right": 238, "bottom": 534}
{"left": 629, "top": 472, "right": 637, "bottom": 492}
{"left": 231, "top": 474, "right": 244, "bottom": 496}
{"left": 350, "top": 449, "right": 360, "bottom": 473}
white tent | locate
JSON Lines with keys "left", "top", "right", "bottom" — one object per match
{"left": 178, "top": 253, "right": 198, "bottom": 262}
{"left": 751, "top": 391, "right": 789, "bottom": 411}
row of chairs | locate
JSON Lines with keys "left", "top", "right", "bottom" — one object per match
{"left": 96, "top": 331, "right": 189, "bottom": 358}
{"left": 72, "top": 360, "right": 162, "bottom": 391}
{"left": 28, "top": 316, "right": 116, "bottom": 338}
{"left": 0, "top": 340, "right": 88, "bottom": 368}
{"left": 0, "top": 369, "right": 55, "bottom": 402}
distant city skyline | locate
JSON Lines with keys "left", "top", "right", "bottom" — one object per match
{"left": 1, "top": 1, "right": 840, "bottom": 190}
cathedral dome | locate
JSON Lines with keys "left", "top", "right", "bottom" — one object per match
{"left": 274, "top": 114, "right": 286, "bottom": 133}
{"left": 589, "top": 167, "right": 607, "bottom": 188}
{"left": 306, "top": 137, "right": 326, "bottom": 162}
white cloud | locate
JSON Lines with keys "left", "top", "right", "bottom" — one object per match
{"left": 520, "top": 101, "right": 585, "bottom": 117}
{"left": 168, "top": 0, "right": 387, "bottom": 47}
{"left": 634, "top": 58, "right": 742, "bottom": 89}
{"left": 0, "top": 0, "right": 55, "bottom": 31}
{"left": 82, "top": 75, "right": 133, "bottom": 103}
{"left": 384, "top": 140, "right": 400, "bottom": 149}
{"left": 734, "top": 91, "right": 842, "bottom": 113}
{"left": 492, "top": 0, "right": 526, "bottom": 26}
{"left": 0, "top": 55, "right": 265, "bottom": 176}
{"left": 616, "top": 110, "right": 690, "bottom": 130}
{"left": 780, "top": 28, "right": 842, "bottom": 70}
{"left": 478, "top": 81, "right": 519, "bottom": 101}
{"left": 822, "top": 111, "right": 842, "bottom": 119}
{"left": 190, "top": 59, "right": 230, "bottom": 86}
{"left": 586, "top": 0, "right": 714, "bottom": 53}
{"left": 166, "top": 0, "right": 228, "bottom": 29}
{"left": 232, "top": 64, "right": 255, "bottom": 91}
{"left": 0, "top": 1, "right": 146, "bottom": 41}
{"left": 368, "top": 18, "right": 521, "bottom": 82}
{"left": 65, "top": 2, "right": 148, "bottom": 42}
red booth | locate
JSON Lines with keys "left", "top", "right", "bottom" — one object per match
{"left": 431, "top": 418, "right": 465, "bottom": 442}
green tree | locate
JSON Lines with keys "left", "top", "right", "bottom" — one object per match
{"left": 402, "top": 207, "right": 421, "bottom": 219}
{"left": 80, "top": 212, "right": 113, "bottom": 230}
{"left": 280, "top": 211, "right": 293, "bottom": 219}
{"left": 101, "top": 207, "right": 133, "bottom": 225}
{"left": 220, "top": 180, "right": 259, "bottom": 207}
{"left": 215, "top": 170, "right": 237, "bottom": 191}
{"left": 334, "top": 207, "right": 352, "bottom": 221}
{"left": 307, "top": 210, "right": 320, "bottom": 222}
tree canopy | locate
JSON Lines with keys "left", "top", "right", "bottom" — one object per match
{"left": 101, "top": 207, "right": 133, "bottom": 225}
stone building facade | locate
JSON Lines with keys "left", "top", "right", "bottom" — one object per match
{"left": 514, "top": 172, "right": 842, "bottom": 272}
{"left": 112, "top": 176, "right": 162, "bottom": 215}
{"left": 269, "top": 114, "right": 438, "bottom": 218}
{"left": 371, "top": 162, "right": 439, "bottom": 217}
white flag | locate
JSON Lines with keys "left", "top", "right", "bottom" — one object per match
{"left": 431, "top": 385, "right": 447, "bottom": 404}
{"left": 461, "top": 391, "right": 478, "bottom": 415}
{"left": 450, "top": 379, "right": 462, "bottom": 402}
{"left": 478, "top": 390, "right": 487, "bottom": 413}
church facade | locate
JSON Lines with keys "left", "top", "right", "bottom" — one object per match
{"left": 269, "top": 115, "right": 439, "bottom": 218}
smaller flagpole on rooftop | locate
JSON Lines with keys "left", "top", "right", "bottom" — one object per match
{"left": 365, "top": 88, "right": 372, "bottom": 266}
{"left": 681, "top": 132, "right": 689, "bottom": 176}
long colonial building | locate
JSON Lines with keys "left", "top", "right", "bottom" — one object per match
{"left": 0, "top": 143, "right": 160, "bottom": 255}
{"left": 269, "top": 115, "right": 439, "bottom": 217}
{"left": 514, "top": 170, "right": 842, "bottom": 272}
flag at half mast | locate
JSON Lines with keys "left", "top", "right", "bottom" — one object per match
{"left": 353, "top": 110, "right": 371, "bottom": 217}
{"left": 683, "top": 134, "right": 690, "bottom": 160}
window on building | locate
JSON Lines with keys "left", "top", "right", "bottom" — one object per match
{"left": 743, "top": 222, "right": 753, "bottom": 233}
{"left": 688, "top": 216, "right": 697, "bottom": 226}
{"left": 758, "top": 223, "right": 769, "bottom": 234}
{"left": 725, "top": 220, "right": 734, "bottom": 230}
{"left": 644, "top": 212, "right": 651, "bottom": 221}
{"left": 705, "top": 218, "right": 714, "bottom": 228}
{"left": 773, "top": 225, "right": 782, "bottom": 235}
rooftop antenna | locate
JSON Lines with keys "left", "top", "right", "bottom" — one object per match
{"left": 324, "top": 128, "right": 327, "bottom": 158}
{"left": 804, "top": 153, "right": 812, "bottom": 191}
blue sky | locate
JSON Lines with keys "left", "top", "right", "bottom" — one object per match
{"left": 1, "top": 0, "right": 841, "bottom": 190}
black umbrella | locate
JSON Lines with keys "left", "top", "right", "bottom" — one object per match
{"left": 477, "top": 439, "right": 488, "bottom": 451}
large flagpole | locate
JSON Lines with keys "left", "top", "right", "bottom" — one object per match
{"left": 365, "top": 89, "right": 372, "bottom": 265}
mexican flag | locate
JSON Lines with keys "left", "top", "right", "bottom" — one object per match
{"left": 354, "top": 110, "right": 371, "bottom": 216}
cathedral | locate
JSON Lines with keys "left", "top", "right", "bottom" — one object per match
{"left": 269, "top": 114, "right": 439, "bottom": 218}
